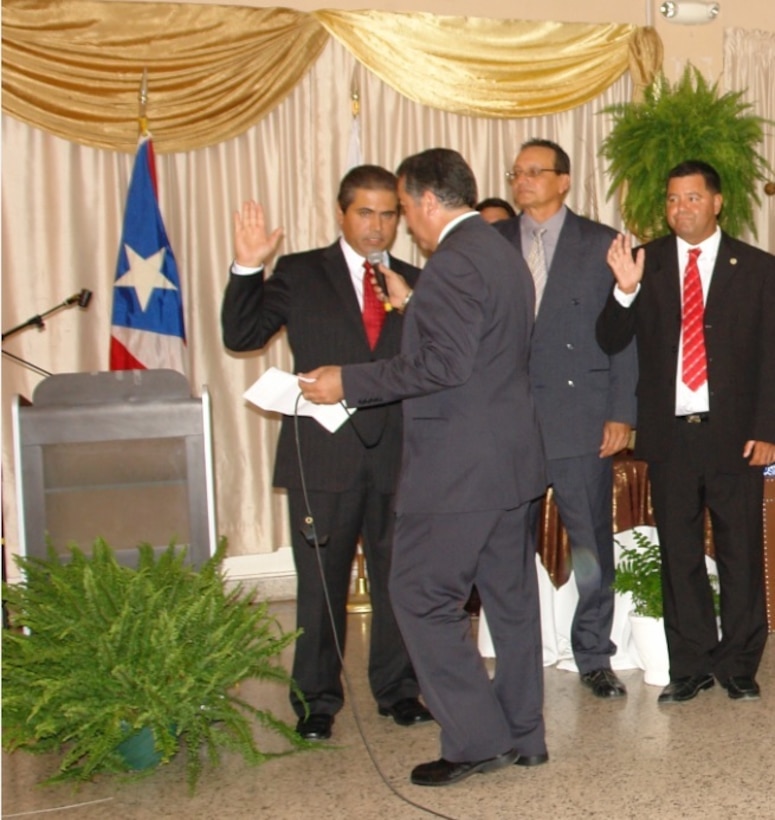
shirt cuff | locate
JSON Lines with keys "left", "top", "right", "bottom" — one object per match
{"left": 231, "top": 260, "right": 264, "bottom": 276}
{"left": 613, "top": 283, "right": 640, "bottom": 307}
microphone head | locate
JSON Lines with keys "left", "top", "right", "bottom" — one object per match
{"left": 367, "top": 252, "right": 384, "bottom": 268}
{"left": 77, "top": 289, "right": 93, "bottom": 308}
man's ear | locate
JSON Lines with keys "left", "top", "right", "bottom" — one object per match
{"left": 421, "top": 189, "right": 438, "bottom": 214}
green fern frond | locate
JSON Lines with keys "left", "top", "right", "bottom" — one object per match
{"left": 2, "top": 539, "right": 308, "bottom": 791}
{"left": 601, "top": 64, "right": 772, "bottom": 241}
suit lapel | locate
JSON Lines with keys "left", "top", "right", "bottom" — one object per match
{"left": 535, "top": 210, "right": 580, "bottom": 321}
{"left": 321, "top": 242, "right": 367, "bottom": 339}
{"left": 650, "top": 237, "right": 682, "bottom": 323}
{"left": 705, "top": 233, "right": 739, "bottom": 321}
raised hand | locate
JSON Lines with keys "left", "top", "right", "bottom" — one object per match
{"left": 606, "top": 234, "right": 645, "bottom": 295}
{"left": 233, "top": 200, "right": 284, "bottom": 268}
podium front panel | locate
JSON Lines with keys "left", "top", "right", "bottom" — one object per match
{"left": 12, "top": 370, "right": 216, "bottom": 568}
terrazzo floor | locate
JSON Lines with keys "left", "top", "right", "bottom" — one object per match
{"left": 3, "top": 602, "right": 774, "bottom": 819}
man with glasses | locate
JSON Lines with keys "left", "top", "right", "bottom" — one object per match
{"left": 497, "top": 138, "right": 637, "bottom": 699}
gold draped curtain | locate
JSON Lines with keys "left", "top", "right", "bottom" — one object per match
{"left": 2, "top": 1, "right": 662, "bottom": 153}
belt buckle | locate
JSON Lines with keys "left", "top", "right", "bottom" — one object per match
{"left": 686, "top": 413, "right": 703, "bottom": 424}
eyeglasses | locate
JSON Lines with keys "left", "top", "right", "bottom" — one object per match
{"left": 505, "top": 168, "right": 560, "bottom": 181}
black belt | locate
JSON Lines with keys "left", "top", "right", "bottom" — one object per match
{"left": 677, "top": 413, "right": 710, "bottom": 424}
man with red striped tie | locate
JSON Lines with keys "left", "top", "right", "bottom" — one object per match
{"left": 221, "top": 166, "right": 428, "bottom": 740}
{"left": 597, "top": 160, "right": 775, "bottom": 705}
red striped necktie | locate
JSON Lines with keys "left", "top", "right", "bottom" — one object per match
{"left": 362, "top": 260, "right": 385, "bottom": 349}
{"left": 681, "top": 247, "right": 707, "bottom": 391}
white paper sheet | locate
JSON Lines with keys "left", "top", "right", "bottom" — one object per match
{"left": 243, "top": 366, "right": 353, "bottom": 433}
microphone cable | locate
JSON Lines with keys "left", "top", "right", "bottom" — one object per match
{"left": 1, "top": 349, "right": 52, "bottom": 379}
{"left": 292, "top": 393, "right": 462, "bottom": 820}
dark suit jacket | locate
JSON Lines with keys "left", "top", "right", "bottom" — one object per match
{"left": 342, "top": 214, "right": 546, "bottom": 515}
{"left": 596, "top": 231, "right": 775, "bottom": 472}
{"left": 497, "top": 211, "right": 637, "bottom": 459}
{"left": 221, "top": 241, "right": 420, "bottom": 493}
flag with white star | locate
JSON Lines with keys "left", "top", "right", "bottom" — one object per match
{"left": 110, "top": 136, "right": 187, "bottom": 373}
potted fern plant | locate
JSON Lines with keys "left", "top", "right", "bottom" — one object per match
{"left": 2, "top": 538, "right": 310, "bottom": 791}
{"left": 601, "top": 64, "right": 771, "bottom": 242}
{"left": 613, "top": 530, "right": 720, "bottom": 686}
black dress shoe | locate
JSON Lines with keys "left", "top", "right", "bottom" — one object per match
{"left": 410, "top": 749, "right": 518, "bottom": 786}
{"left": 657, "top": 674, "right": 714, "bottom": 704}
{"left": 378, "top": 697, "right": 433, "bottom": 726}
{"left": 722, "top": 676, "right": 760, "bottom": 700}
{"left": 515, "top": 752, "right": 549, "bottom": 767}
{"left": 580, "top": 668, "right": 627, "bottom": 699}
{"left": 295, "top": 713, "right": 333, "bottom": 740}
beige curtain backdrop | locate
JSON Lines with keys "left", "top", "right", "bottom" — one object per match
{"left": 2, "top": 32, "right": 639, "bottom": 565}
{"left": 723, "top": 28, "right": 775, "bottom": 250}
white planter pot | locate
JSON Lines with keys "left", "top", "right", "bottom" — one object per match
{"left": 628, "top": 614, "right": 670, "bottom": 687}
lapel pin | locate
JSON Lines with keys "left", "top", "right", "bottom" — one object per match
{"left": 730, "top": 258, "right": 738, "bottom": 265}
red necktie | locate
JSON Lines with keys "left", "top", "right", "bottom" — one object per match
{"left": 681, "top": 248, "right": 707, "bottom": 391}
{"left": 362, "top": 261, "right": 385, "bottom": 350}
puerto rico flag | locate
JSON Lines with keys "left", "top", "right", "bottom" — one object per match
{"left": 110, "top": 136, "right": 187, "bottom": 373}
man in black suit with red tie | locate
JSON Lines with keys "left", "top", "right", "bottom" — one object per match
{"left": 221, "top": 165, "right": 429, "bottom": 740}
{"left": 597, "top": 160, "right": 775, "bottom": 704}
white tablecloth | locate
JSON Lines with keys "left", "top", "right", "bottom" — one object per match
{"left": 477, "top": 526, "right": 716, "bottom": 678}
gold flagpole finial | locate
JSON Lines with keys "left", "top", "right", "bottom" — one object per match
{"left": 350, "top": 67, "right": 360, "bottom": 118}
{"left": 138, "top": 67, "right": 149, "bottom": 137}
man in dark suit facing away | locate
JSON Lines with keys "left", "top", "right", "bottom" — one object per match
{"left": 497, "top": 139, "right": 637, "bottom": 699}
{"left": 301, "top": 148, "right": 548, "bottom": 786}
{"left": 597, "top": 160, "right": 775, "bottom": 704}
{"left": 221, "top": 165, "right": 430, "bottom": 741}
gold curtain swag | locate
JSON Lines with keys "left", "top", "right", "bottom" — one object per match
{"left": 1, "top": 1, "right": 662, "bottom": 153}
{"left": 1, "top": 2, "right": 329, "bottom": 154}
{"left": 315, "top": 10, "right": 643, "bottom": 118}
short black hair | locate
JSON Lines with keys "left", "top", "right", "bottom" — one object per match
{"left": 396, "top": 148, "right": 478, "bottom": 209}
{"left": 475, "top": 197, "right": 517, "bottom": 218}
{"left": 519, "top": 138, "right": 571, "bottom": 175}
{"left": 667, "top": 160, "right": 722, "bottom": 194}
{"left": 337, "top": 165, "right": 398, "bottom": 212}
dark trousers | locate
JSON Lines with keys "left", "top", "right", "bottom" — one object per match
{"left": 648, "top": 420, "right": 768, "bottom": 682}
{"left": 531, "top": 453, "right": 616, "bottom": 673}
{"left": 287, "top": 480, "right": 417, "bottom": 718}
{"left": 390, "top": 504, "right": 545, "bottom": 762}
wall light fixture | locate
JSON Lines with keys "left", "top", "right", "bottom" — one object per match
{"left": 659, "top": 1, "right": 720, "bottom": 24}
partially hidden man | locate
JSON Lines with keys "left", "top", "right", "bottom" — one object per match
{"left": 221, "top": 165, "right": 430, "bottom": 741}
{"left": 497, "top": 138, "right": 637, "bottom": 699}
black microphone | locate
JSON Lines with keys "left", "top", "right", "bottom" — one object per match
{"left": 366, "top": 252, "right": 392, "bottom": 313}
{"left": 65, "top": 289, "right": 93, "bottom": 308}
